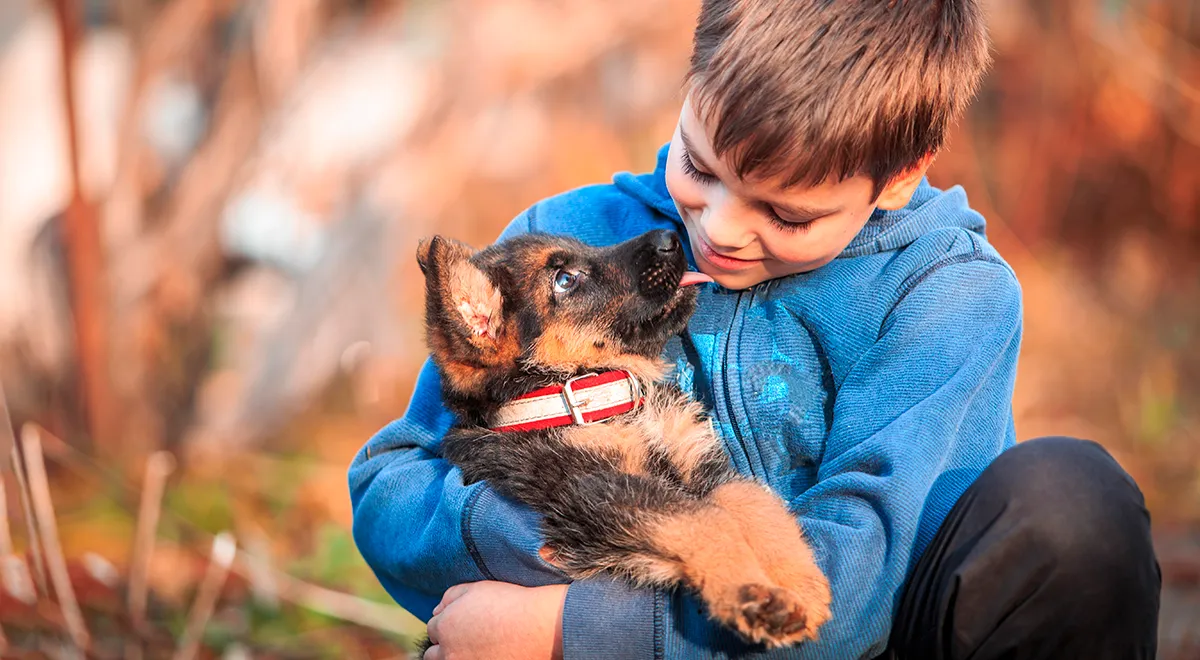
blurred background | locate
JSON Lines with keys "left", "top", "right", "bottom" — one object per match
{"left": 0, "top": 0, "right": 1196, "bottom": 657}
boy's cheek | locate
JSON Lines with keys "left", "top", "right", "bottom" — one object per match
{"left": 663, "top": 163, "right": 706, "bottom": 215}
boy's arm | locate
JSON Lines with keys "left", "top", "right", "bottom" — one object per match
{"left": 560, "top": 258, "right": 1023, "bottom": 659}
{"left": 348, "top": 212, "right": 569, "bottom": 622}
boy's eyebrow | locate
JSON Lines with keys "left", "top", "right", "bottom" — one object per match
{"left": 680, "top": 127, "right": 842, "bottom": 220}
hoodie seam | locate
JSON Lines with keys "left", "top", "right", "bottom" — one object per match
{"left": 461, "top": 485, "right": 498, "bottom": 581}
{"left": 895, "top": 252, "right": 1005, "bottom": 305}
{"left": 654, "top": 590, "right": 665, "bottom": 660}
{"left": 526, "top": 203, "right": 540, "bottom": 232}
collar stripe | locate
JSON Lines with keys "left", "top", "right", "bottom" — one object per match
{"left": 488, "top": 371, "right": 644, "bottom": 432}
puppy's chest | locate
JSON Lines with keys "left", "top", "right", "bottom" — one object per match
{"left": 559, "top": 390, "right": 721, "bottom": 475}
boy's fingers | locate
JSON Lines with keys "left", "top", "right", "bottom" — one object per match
{"left": 432, "top": 583, "right": 472, "bottom": 615}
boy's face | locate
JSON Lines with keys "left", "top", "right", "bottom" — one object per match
{"left": 665, "top": 97, "right": 930, "bottom": 290}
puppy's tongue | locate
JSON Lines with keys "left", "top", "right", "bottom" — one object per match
{"left": 679, "top": 271, "right": 715, "bottom": 287}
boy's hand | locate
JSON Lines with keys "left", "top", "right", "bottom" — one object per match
{"left": 424, "top": 581, "right": 567, "bottom": 660}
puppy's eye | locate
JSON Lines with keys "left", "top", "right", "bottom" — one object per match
{"left": 552, "top": 269, "right": 580, "bottom": 294}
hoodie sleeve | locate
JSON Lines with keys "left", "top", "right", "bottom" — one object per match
{"left": 560, "top": 257, "right": 1023, "bottom": 659}
{"left": 348, "top": 210, "right": 570, "bottom": 622}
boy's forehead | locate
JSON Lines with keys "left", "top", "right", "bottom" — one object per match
{"left": 679, "top": 102, "right": 865, "bottom": 207}
{"left": 680, "top": 99, "right": 809, "bottom": 191}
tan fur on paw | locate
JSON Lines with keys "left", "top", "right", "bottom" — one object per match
{"left": 732, "top": 583, "right": 826, "bottom": 648}
{"left": 709, "top": 481, "right": 833, "bottom": 641}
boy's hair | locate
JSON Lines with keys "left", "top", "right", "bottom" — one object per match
{"left": 688, "top": 0, "right": 990, "bottom": 196}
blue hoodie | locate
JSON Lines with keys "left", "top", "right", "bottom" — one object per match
{"left": 349, "top": 144, "right": 1022, "bottom": 659}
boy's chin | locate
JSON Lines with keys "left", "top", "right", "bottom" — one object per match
{"left": 693, "top": 260, "right": 774, "bottom": 290}
{"left": 699, "top": 255, "right": 837, "bottom": 290}
{"left": 703, "top": 269, "right": 769, "bottom": 291}
{"left": 687, "top": 253, "right": 768, "bottom": 290}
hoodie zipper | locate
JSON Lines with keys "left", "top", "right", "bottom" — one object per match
{"left": 719, "top": 286, "right": 758, "bottom": 477}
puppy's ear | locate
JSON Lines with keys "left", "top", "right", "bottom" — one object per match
{"left": 416, "top": 238, "right": 432, "bottom": 275}
{"left": 419, "top": 236, "right": 505, "bottom": 350}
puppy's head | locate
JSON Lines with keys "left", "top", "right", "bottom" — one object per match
{"left": 418, "top": 229, "right": 708, "bottom": 403}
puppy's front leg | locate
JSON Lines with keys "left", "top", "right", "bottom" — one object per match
{"left": 709, "top": 479, "right": 831, "bottom": 644}
{"left": 647, "top": 504, "right": 822, "bottom": 648}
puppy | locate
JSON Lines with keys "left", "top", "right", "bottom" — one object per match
{"left": 417, "top": 229, "right": 830, "bottom": 649}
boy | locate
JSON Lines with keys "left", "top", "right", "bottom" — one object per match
{"left": 350, "top": 1, "right": 1161, "bottom": 658}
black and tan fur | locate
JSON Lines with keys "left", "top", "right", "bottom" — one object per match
{"left": 419, "top": 229, "right": 831, "bottom": 647}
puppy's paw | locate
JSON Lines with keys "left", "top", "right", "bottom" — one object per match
{"left": 733, "top": 583, "right": 827, "bottom": 647}
{"left": 777, "top": 568, "right": 832, "bottom": 639}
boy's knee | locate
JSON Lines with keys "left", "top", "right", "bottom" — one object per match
{"left": 926, "top": 439, "right": 1162, "bottom": 658}
{"left": 987, "top": 436, "right": 1143, "bottom": 511}
{"left": 983, "top": 437, "right": 1159, "bottom": 593}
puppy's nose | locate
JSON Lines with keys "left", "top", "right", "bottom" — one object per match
{"left": 649, "top": 230, "right": 681, "bottom": 255}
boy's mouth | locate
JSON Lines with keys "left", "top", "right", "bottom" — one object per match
{"left": 694, "top": 235, "right": 762, "bottom": 272}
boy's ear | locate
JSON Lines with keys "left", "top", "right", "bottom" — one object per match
{"left": 875, "top": 152, "right": 937, "bottom": 211}
{"left": 418, "top": 236, "right": 505, "bottom": 348}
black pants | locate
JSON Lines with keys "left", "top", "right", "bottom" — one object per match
{"left": 880, "top": 437, "right": 1161, "bottom": 660}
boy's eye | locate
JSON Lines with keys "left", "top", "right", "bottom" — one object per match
{"left": 552, "top": 269, "right": 581, "bottom": 294}
{"left": 766, "top": 208, "right": 818, "bottom": 234}
{"left": 680, "top": 145, "right": 717, "bottom": 184}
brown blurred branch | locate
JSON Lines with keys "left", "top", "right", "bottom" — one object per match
{"left": 10, "top": 446, "right": 49, "bottom": 597}
{"left": 172, "top": 532, "right": 235, "bottom": 660}
{"left": 127, "top": 451, "right": 175, "bottom": 660}
{"left": 20, "top": 425, "right": 90, "bottom": 651}
{"left": 29, "top": 424, "right": 419, "bottom": 641}
{"left": 115, "top": 0, "right": 152, "bottom": 42}
{"left": 105, "top": 0, "right": 267, "bottom": 458}
{"left": 1085, "top": 5, "right": 1200, "bottom": 146}
{"left": 50, "top": 0, "right": 117, "bottom": 453}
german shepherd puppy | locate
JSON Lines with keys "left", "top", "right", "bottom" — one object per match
{"left": 417, "top": 229, "right": 831, "bottom": 648}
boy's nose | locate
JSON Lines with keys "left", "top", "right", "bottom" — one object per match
{"left": 699, "top": 202, "right": 754, "bottom": 251}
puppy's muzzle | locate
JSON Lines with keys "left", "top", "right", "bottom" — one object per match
{"left": 633, "top": 230, "right": 686, "bottom": 304}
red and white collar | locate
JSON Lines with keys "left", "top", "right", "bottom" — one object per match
{"left": 488, "top": 370, "right": 645, "bottom": 433}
